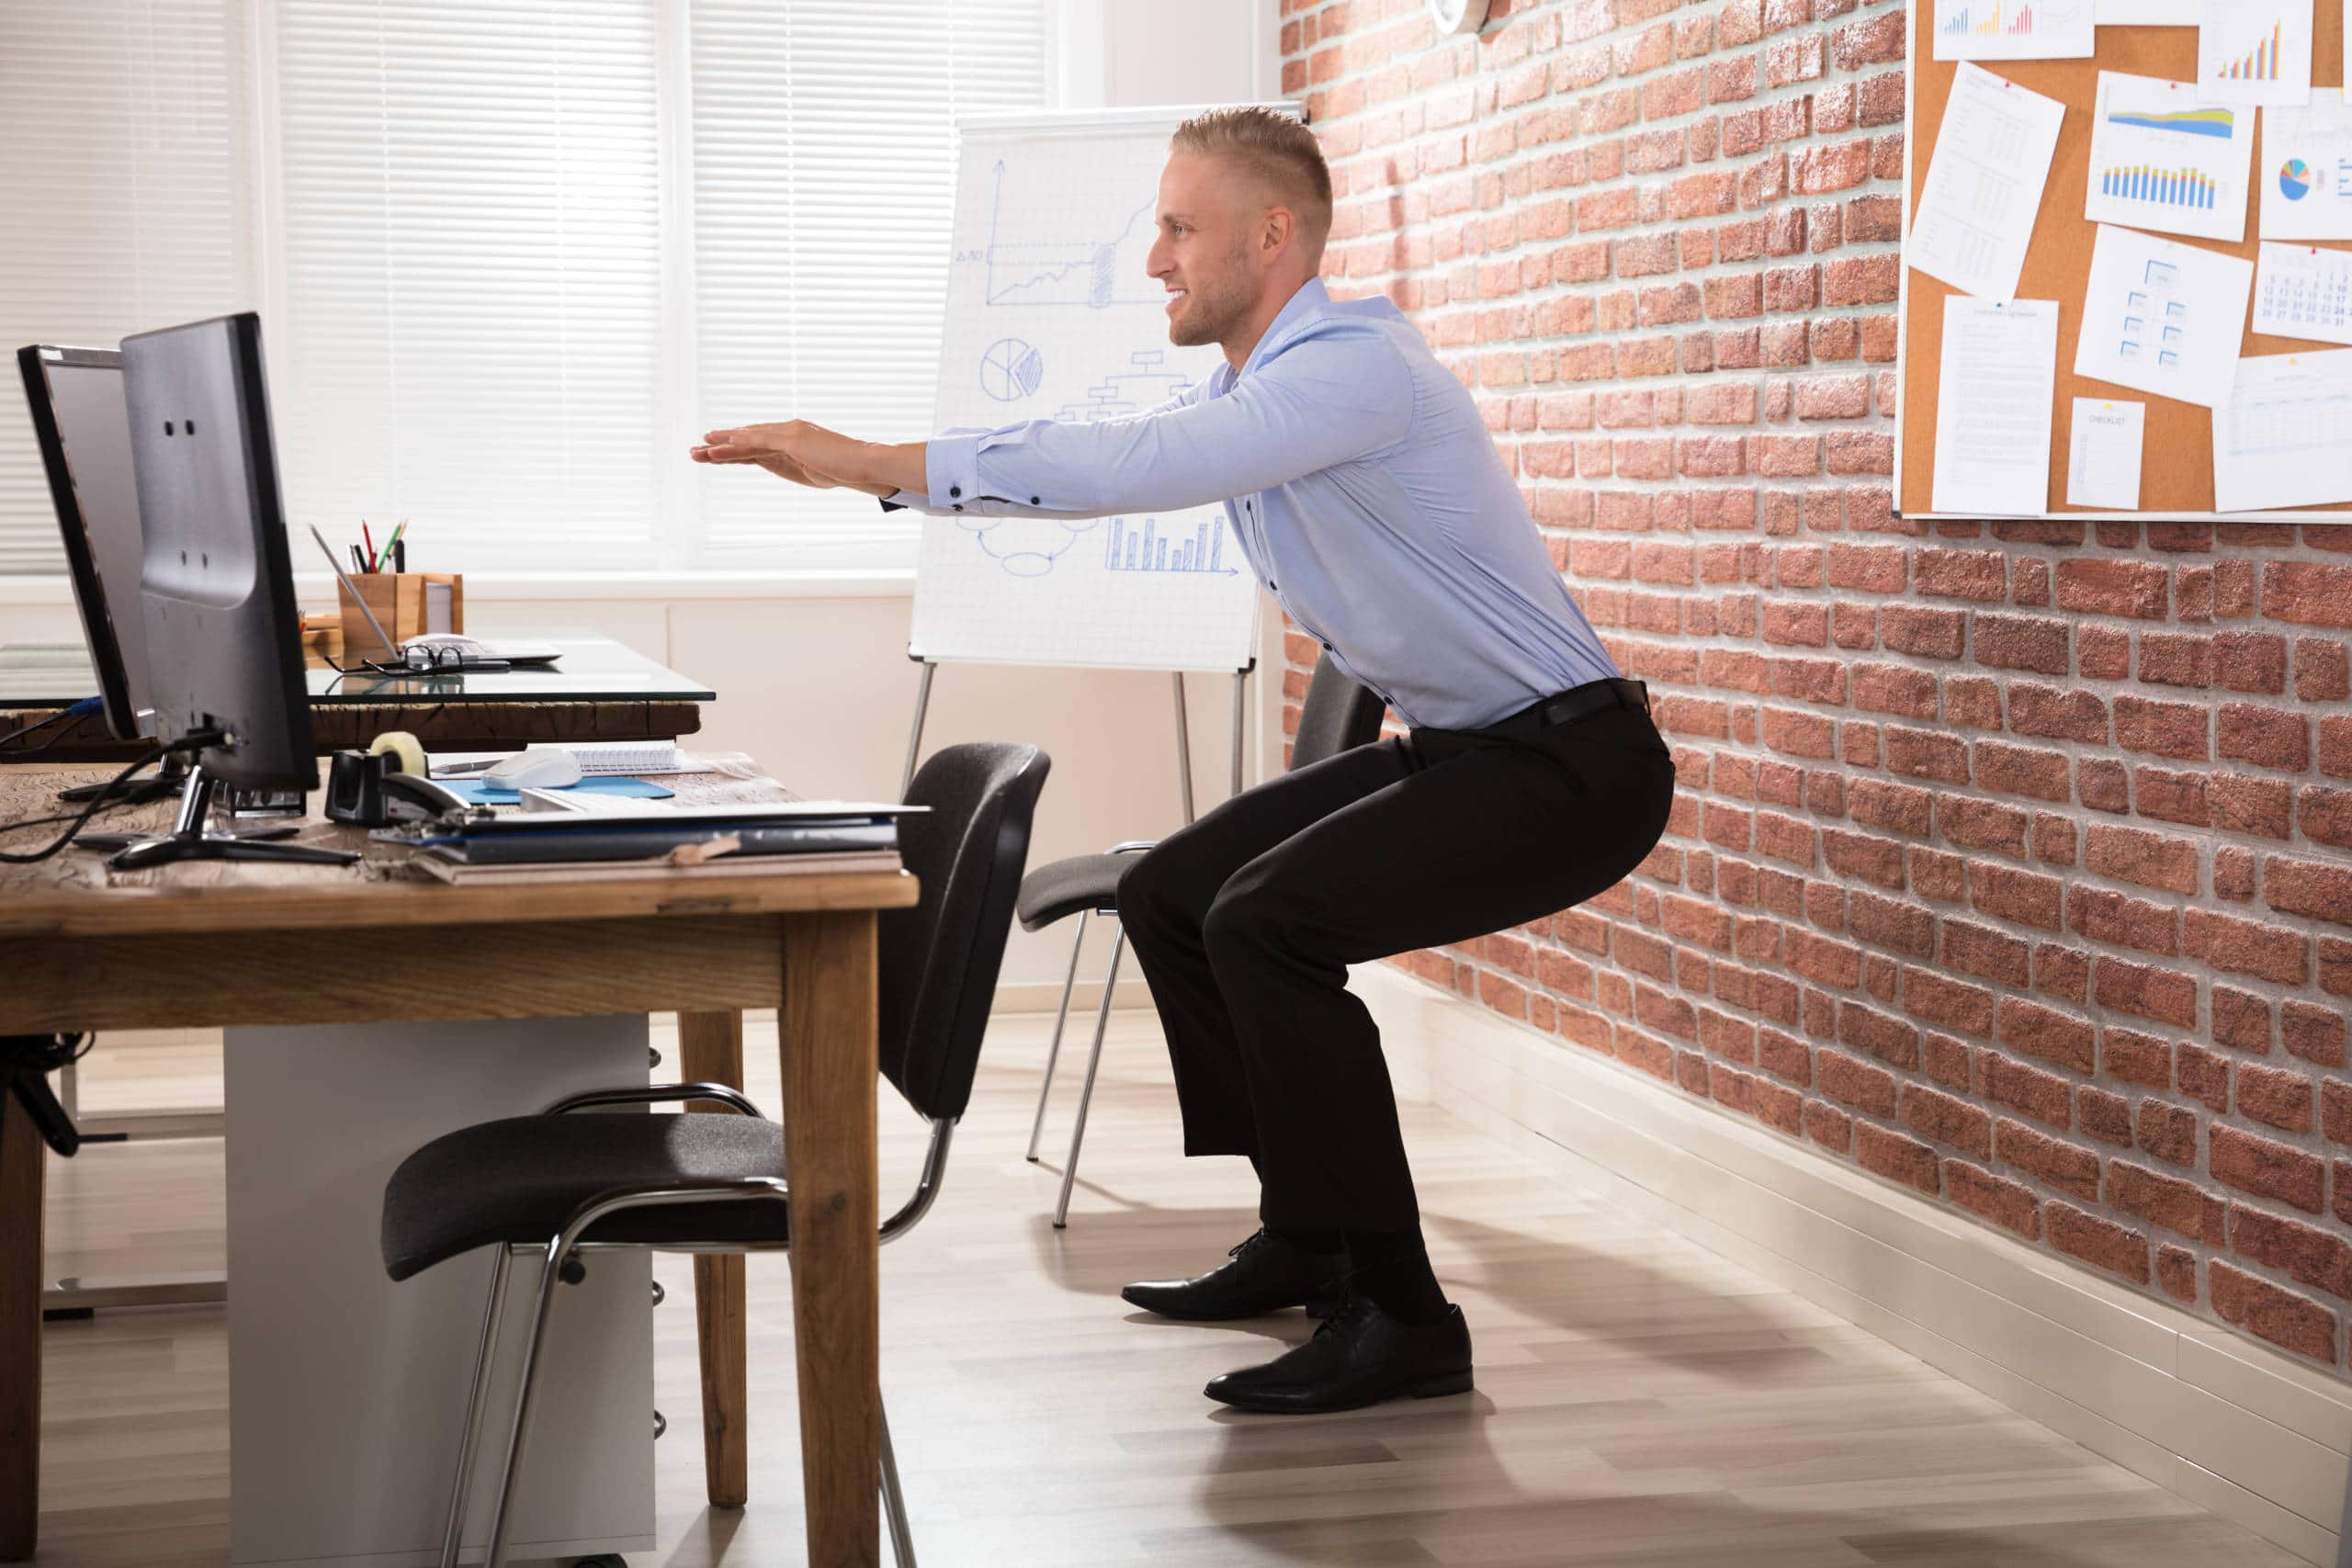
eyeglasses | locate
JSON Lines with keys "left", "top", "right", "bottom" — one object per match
{"left": 321, "top": 644, "right": 510, "bottom": 678}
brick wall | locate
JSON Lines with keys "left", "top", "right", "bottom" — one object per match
{"left": 1278, "top": 0, "right": 2352, "bottom": 1379}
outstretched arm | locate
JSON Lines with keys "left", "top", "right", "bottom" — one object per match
{"left": 687, "top": 322, "right": 1414, "bottom": 520}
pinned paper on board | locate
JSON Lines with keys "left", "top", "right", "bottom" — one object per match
{"left": 2197, "top": 0, "right": 2313, "bottom": 109}
{"left": 1907, "top": 65, "right": 2067, "bottom": 300}
{"left": 2251, "top": 242, "right": 2352, "bottom": 345}
{"left": 1934, "top": 297, "right": 2060, "bottom": 517}
{"left": 2065, "top": 398, "right": 2146, "bottom": 510}
{"left": 2260, "top": 91, "right": 2352, "bottom": 241}
{"left": 2083, "top": 72, "right": 2255, "bottom": 244}
{"left": 2073, "top": 223, "right": 2255, "bottom": 409}
{"left": 2212, "top": 348, "right": 2352, "bottom": 511}
{"left": 1932, "top": 0, "right": 2094, "bottom": 62}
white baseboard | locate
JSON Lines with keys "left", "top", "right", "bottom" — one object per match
{"left": 1352, "top": 962, "right": 2352, "bottom": 1568}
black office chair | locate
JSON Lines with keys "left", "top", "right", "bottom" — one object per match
{"left": 378, "top": 740, "right": 1051, "bottom": 1568}
{"left": 1015, "top": 650, "right": 1388, "bottom": 1226}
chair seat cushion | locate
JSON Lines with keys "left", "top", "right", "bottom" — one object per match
{"left": 1015, "top": 852, "right": 1130, "bottom": 931}
{"left": 381, "top": 1111, "right": 787, "bottom": 1280}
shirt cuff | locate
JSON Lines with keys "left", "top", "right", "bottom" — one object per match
{"left": 924, "top": 433, "right": 983, "bottom": 513}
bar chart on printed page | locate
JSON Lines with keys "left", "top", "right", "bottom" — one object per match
{"left": 909, "top": 109, "right": 1268, "bottom": 673}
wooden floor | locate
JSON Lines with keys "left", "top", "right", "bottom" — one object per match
{"left": 36, "top": 1011, "right": 2306, "bottom": 1567}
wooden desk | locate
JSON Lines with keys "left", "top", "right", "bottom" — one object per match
{"left": 0, "top": 763, "right": 917, "bottom": 1566}
{"left": 0, "top": 634, "right": 712, "bottom": 764}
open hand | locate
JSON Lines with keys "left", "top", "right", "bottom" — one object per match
{"left": 689, "top": 420, "right": 897, "bottom": 499}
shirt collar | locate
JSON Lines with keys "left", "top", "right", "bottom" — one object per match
{"left": 1207, "top": 276, "right": 1331, "bottom": 396}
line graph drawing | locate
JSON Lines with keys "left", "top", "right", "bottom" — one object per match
{"left": 968, "top": 161, "right": 1162, "bottom": 309}
{"left": 978, "top": 337, "right": 1044, "bottom": 400}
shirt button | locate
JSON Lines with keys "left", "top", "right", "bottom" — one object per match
{"left": 949, "top": 485, "right": 962, "bottom": 498}
{"left": 1030, "top": 496, "right": 1040, "bottom": 505}
{"left": 1320, "top": 641, "right": 1332, "bottom": 651}
{"left": 952, "top": 503, "right": 963, "bottom": 512}
{"left": 1268, "top": 580, "right": 1277, "bottom": 591}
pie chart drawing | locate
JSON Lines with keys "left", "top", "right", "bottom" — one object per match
{"left": 979, "top": 337, "right": 1046, "bottom": 401}
{"left": 2280, "top": 159, "right": 2314, "bottom": 201}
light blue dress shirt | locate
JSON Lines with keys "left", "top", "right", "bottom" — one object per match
{"left": 886, "top": 276, "right": 1619, "bottom": 730}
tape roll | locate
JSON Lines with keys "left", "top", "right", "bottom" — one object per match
{"left": 367, "top": 729, "right": 427, "bottom": 777}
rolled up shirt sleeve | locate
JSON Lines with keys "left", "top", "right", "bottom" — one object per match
{"left": 878, "top": 322, "right": 1414, "bottom": 520}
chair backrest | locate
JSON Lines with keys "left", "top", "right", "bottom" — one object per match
{"left": 878, "top": 740, "right": 1052, "bottom": 1122}
{"left": 1290, "top": 649, "right": 1389, "bottom": 771}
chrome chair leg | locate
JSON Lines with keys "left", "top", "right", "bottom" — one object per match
{"left": 438, "top": 1247, "right": 514, "bottom": 1568}
{"left": 879, "top": 1396, "right": 916, "bottom": 1567}
{"left": 1054, "top": 924, "right": 1125, "bottom": 1229}
{"left": 479, "top": 1237, "right": 579, "bottom": 1568}
{"left": 1027, "top": 910, "right": 1090, "bottom": 1162}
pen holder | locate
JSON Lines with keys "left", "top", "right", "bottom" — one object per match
{"left": 336, "top": 571, "right": 463, "bottom": 660}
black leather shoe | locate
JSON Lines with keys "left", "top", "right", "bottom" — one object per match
{"left": 1120, "top": 1228, "right": 1349, "bottom": 1321}
{"left": 1203, "top": 1293, "right": 1473, "bottom": 1414}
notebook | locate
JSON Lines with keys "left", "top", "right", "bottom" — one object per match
{"left": 428, "top": 740, "right": 717, "bottom": 778}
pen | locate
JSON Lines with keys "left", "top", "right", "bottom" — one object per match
{"left": 350, "top": 545, "right": 364, "bottom": 574}
{"left": 363, "top": 521, "right": 377, "bottom": 572}
{"left": 393, "top": 537, "right": 405, "bottom": 572}
{"left": 385, "top": 519, "right": 407, "bottom": 571}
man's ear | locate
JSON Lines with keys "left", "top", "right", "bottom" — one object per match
{"left": 1261, "top": 204, "right": 1297, "bottom": 258}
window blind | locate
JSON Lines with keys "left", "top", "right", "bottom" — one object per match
{"left": 0, "top": 0, "right": 251, "bottom": 576}
{"left": 266, "top": 0, "right": 666, "bottom": 570}
{"left": 689, "top": 0, "right": 1049, "bottom": 558}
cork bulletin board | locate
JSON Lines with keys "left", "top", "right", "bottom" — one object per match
{"left": 1895, "top": 4, "right": 2352, "bottom": 521}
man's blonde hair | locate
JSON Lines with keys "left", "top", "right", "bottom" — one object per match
{"left": 1169, "top": 107, "right": 1332, "bottom": 264}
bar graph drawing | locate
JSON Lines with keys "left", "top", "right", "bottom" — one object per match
{"left": 2098, "top": 164, "right": 2219, "bottom": 209}
{"left": 2216, "top": 21, "right": 2284, "bottom": 84}
{"left": 1102, "top": 516, "right": 1238, "bottom": 576}
{"left": 1932, "top": 0, "right": 2091, "bottom": 58}
{"left": 2198, "top": 4, "right": 2311, "bottom": 107}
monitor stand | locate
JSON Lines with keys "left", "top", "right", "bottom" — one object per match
{"left": 107, "top": 763, "right": 359, "bottom": 871}
{"left": 67, "top": 750, "right": 308, "bottom": 853}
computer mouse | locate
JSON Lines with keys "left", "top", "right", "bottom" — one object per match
{"left": 483, "top": 747, "right": 583, "bottom": 790}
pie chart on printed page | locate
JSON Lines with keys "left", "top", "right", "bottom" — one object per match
{"left": 2280, "top": 159, "right": 2313, "bottom": 200}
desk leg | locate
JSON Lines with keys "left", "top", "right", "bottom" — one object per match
{"left": 679, "top": 1010, "right": 750, "bottom": 1509}
{"left": 781, "top": 911, "right": 880, "bottom": 1568}
{"left": 1, "top": 1089, "right": 45, "bottom": 1561}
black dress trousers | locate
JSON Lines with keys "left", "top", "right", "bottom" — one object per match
{"left": 1116, "top": 688, "right": 1677, "bottom": 1234}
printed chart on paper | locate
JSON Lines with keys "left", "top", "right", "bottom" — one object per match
{"left": 909, "top": 116, "right": 1264, "bottom": 672}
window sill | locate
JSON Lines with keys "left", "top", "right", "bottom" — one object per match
{"left": 0, "top": 569, "right": 920, "bottom": 607}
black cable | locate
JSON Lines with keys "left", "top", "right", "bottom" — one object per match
{"left": 0, "top": 748, "right": 167, "bottom": 863}
{"left": 0, "top": 794, "right": 144, "bottom": 836}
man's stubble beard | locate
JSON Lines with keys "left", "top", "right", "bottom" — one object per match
{"left": 1168, "top": 243, "right": 1255, "bottom": 348}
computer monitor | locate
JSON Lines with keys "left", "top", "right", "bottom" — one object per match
{"left": 16, "top": 344, "right": 153, "bottom": 742}
{"left": 107, "top": 311, "right": 353, "bottom": 870}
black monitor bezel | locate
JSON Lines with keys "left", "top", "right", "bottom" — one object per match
{"left": 17, "top": 343, "right": 143, "bottom": 741}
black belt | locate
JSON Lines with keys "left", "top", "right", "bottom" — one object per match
{"left": 1478, "top": 678, "right": 1651, "bottom": 739}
